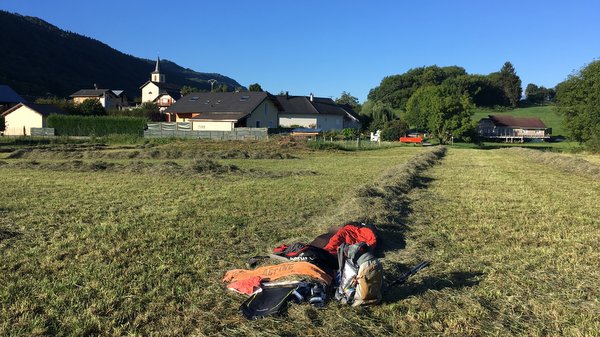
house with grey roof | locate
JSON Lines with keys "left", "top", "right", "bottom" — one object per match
{"left": 70, "top": 88, "right": 128, "bottom": 110}
{"left": 477, "top": 115, "right": 550, "bottom": 142}
{"left": 164, "top": 91, "right": 282, "bottom": 131}
{"left": 276, "top": 93, "right": 361, "bottom": 131}
{"left": 0, "top": 85, "right": 26, "bottom": 112}
{"left": 1, "top": 102, "right": 65, "bottom": 136}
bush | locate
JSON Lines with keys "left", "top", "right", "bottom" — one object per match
{"left": 47, "top": 114, "right": 146, "bottom": 137}
{"left": 381, "top": 119, "right": 409, "bottom": 141}
{"left": 107, "top": 102, "right": 165, "bottom": 121}
{"left": 77, "top": 99, "right": 106, "bottom": 116}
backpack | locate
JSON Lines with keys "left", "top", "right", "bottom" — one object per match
{"left": 335, "top": 242, "right": 383, "bottom": 306}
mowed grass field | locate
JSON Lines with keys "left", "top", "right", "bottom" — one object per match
{"left": 1, "top": 139, "right": 599, "bottom": 336}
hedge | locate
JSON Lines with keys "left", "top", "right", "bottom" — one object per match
{"left": 47, "top": 114, "right": 146, "bottom": 137}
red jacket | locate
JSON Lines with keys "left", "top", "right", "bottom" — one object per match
{"left": 323, "top": 223, "right": 377, "bottom": 255}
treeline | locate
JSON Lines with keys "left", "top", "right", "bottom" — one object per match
{"left": 555, "top": 60, "right": 600, "bottom": 151}
{"left": 35, "top": 97, "right": 164, "bottom": 121}
{"left": 336, "top": 62, "right": 558, "bottom": 144}
{"left": 351, "top": 62, "right": 523, "bottom": 143}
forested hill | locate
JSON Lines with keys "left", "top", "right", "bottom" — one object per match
{"left": 0, "top": 11, "right": 242, "bottom": 99}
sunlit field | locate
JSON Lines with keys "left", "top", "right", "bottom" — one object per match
{"left": 1, "top": 139, "right": 598, "bottom": 336}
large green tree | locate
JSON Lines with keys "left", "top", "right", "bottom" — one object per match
{"left": 405, "top": 85, "right": 474, "bottom": 144}
{"left": 335, "top": 91, "right": 361, "bottom": 113}
{"left": 493, "top": 62, "right": 522, "bottom": 107}
{"left": 248, "top": 83, "right": 263, "bottom": 92}
{"left": 525, "top": 83, "right": 553, "bottom": 104}
{"left": 443, "top": 74, "right": 505, "bottom": 107}
{"left": 367, "top": 65, "right": 467, "bottom": 111}
{"left": 360, "top": 100, "right": 395, "bottom": 131}
{"left": 555, "top": 60, "right": 600, "bottom": 150}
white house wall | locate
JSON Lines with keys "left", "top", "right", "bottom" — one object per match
{"left": 279, "top": 114, "right": 343, "bottom": 130}
{"left": 245, "top": 100, "right": 279, "bottom": 128}
{"left": 279, "top": 115, "right": 317, "bottom": 128}
{"left": 3, "top": 106, "right": 43, "bottom": 136}
{"left": 192, "top": 121, "right": 234, "bottom": 131}
{"left": 141, "top": 82, "right": 159, "bottom": 103}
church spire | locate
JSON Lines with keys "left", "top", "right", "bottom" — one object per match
{"left": 151, "top": 56, "right": 165, "bottom": 83}
{"left": 154, "top": 56, "right": 161, "bottom": 73}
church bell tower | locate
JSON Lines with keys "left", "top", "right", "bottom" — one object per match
{"left": 151, "top": 56, "right": 165, "bottom": 83}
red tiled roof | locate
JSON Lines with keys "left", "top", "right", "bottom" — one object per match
{"left": 488, "top": 115, "right": 547, "bottom": 128}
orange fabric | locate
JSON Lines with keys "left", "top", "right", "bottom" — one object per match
{"left": 226, "top": 276, "right": 262, "bottom": 295}
{"left": 223, "top": 261, "right": 332, "bottom": 285}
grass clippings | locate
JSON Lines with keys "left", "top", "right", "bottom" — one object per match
{"left": 504, "top": 147, "right": 600, "bottom": 179}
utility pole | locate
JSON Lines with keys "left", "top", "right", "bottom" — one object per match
{"left": 208, "top": 79, "right": 217, "bottom": 92}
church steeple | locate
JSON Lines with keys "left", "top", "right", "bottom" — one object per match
{"left": 151, "top": 56, "right": 165, "bottom": 83}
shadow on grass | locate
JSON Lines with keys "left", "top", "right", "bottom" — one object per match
{"left": 376, "top": 175, "right": 438, "bottom": 257}
{"left": 383, "top": 271, "right": 483, "bottom": 303}
{"left": 0, "top": 228, "right": 20, "bottom": 242}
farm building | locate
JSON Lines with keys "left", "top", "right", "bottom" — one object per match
{"left": 477, "top": 115, "right": 550, "bottom": 142}
{"left": 165, "top": 92, "right": 282, "bottom": 131}
{"left": 1, "top": 102, "right": 65, "bottom": 136}
{"left": 276, "top": 93, "right": 361, "bottom": 131}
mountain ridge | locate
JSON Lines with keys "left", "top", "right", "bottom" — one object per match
{"left": 0, "top": 10, "right": 243, "bottom": 100}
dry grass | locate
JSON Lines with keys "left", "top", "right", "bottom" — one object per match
{"left": 504, "top": 147, "right": 600, "bottom": 180}
{"left": 1, "top": 139, "right": 598, "bottom": 336}
{"left": 392, "top": 148, "right": 600, "bottom": 336}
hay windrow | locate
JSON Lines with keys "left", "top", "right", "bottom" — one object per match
{"left": 4, "top": 159, "right": 241, "bottom": 175}
{"left": 504, "top": 147, "right": 600, "bottom": 180}
{"left": 5, "top": 147, "right": 297, "bottom": 160}
{"left": 311, "top": 146, "right": 447, "bottom": 231}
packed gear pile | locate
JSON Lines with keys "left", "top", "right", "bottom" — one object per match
{"left": 222, "top": 222, "right": 426, "bottom": 319}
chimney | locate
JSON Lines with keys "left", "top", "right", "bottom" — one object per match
{"left": 309, "top": 93, "right": 314, "bottom": 101}
{"left": 285, "top": 91, "right": 289, "bottom": 99}
{"left": 94, "top": 83, "right": 98, "bottom": 90}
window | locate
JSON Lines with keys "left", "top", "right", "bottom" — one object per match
{"left": 255, "top": 120, "right": 261, "bottom": 128}
{"left": 240, "top": 95, "right": 250, "bottom": 102}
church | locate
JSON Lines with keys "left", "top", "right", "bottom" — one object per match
{"left": 139, "top": 57, "right": 181, "bottom": 115}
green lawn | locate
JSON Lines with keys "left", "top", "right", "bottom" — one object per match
{"left": 1, "top": 139, "right": 598, "bottom": 336}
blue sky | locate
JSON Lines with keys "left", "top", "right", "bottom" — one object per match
{"left": 2, "top": 0, "right": 600, "bottom": 102}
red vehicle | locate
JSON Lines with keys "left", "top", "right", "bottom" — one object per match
{"left": 399, "top": 137, "right": 423, "bottom": 144}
